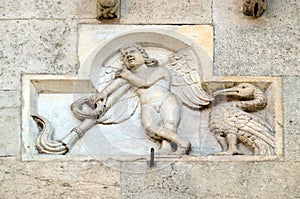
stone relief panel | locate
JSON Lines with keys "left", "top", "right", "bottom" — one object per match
{"left": 210, "top": 83, "right": 274, "bottom": 156}
{"left": 21, "top": 26, "right": 282, "bottom": 161}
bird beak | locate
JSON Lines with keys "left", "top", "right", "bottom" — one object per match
{"left": 212, "top": 87, "right": 240, "bottom": 97}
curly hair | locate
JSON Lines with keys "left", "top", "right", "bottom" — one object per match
{"left": 120, "top": 43, "right": 158, "bottom": 67}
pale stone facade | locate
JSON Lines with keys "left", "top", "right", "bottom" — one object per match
{"left": 0, "top": 0, "right": 299, "bottom": 198}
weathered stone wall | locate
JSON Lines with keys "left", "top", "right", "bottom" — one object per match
{"left": 0, "top": 0, "right": 299, "bottom": 198}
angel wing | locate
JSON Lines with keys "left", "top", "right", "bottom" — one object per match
{"left": 167, "top": 50, "right": 213, "bottom": 109}
{"left": 96, "top": 65, "right": 140, "bottom": 124}
{"left": 97, "top": 65, "right": 121, "bottom": 90}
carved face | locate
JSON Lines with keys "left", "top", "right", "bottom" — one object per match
{"left": 99, "top": 0, "right": 117, "bottom": 7}
{"left": 213, "top": 83, "right": 257, "bottom": 98}
{"left": 121, "top": 47, "right": 145, "bottom": 70}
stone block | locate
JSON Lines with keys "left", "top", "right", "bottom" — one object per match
{"left": 213, "top": 0, "right": 300, "bottom": 76}
{"left": 0, "top": 90, "right": 20, "bottom": 108}
{"left": 0, "top": 0, "right": 97, "bottom": 19}
{"left": 0, "top": 108, "right": 20, "bottom": 156}
{"left": 121, "top": 0, "right": 212, "bottom": 24}
{"left": 0, "top": 158, "right": 121, "bottom": 198}
{"left": 283, "top": 76, "right": 300, "bottom": 161}
{"left": 213, "top": 0, "right": 299, "bottom": 26}
{"left": 121, "top": 161, "right": 300, "bottom": 198}
{"left": 0, "top": 19, "right": 78, "bottom": 90}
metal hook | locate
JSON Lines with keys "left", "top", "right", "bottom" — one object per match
{"left": 149, "top": 147, "right": 155, "bottom": 167}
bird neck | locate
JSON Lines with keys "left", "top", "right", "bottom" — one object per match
{"left": 235, "top": 89, "right": 267, "bottom": 112}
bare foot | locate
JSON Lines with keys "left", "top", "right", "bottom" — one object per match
{"left": 156, "top": 141, "right": 173, "bottom": 155}
{"left": 174, "top": 141, "right": 191, "bottom": 155}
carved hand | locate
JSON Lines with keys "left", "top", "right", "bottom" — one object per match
{"left": 88, "top": 92, "right": 107, "bottom": 106}
{"left": 88, "top": 92, "right": 107, "bottom": 119}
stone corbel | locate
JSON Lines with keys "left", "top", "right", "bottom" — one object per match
{"left": 243, "top": 0, "right": 267, "bottom": 17}
{"left": 96, "top": 0, "right": 120, "bottom": 19}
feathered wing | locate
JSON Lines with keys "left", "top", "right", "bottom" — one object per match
{"left": 97, "top": 65, "right": 121, "bottom": 90}
{"left": 167, "top": 50, "right": 212, "bottom": 109}
{"left": 228, "top": 109, "right": 275, "bottom": 155}
{"left": 97, "top": 65, "right": 140, "bottom": 124}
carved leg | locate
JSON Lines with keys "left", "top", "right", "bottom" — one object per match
{"left": 216, "top": 135, "right": 228, "bottom": 151}
{"left": 147, "top": 125, "right": 190, "bottom": 155}
{"left": 213, "top": 133, "right": 243, "bottom": 156}
{"left": 160, "top": 94, "right": 180, "bottom": 153}
{"left": 213, "top": 134, "right": 229, "bottom": 155}
{"left": 160, "top": 140, "right": 173, "bottom": 154}
{"left": 160, "top": 94, "right": 181, "bottom": 132}
{"left": 160, "top": 95, "right": 190, "bottom": 154}
{"left": 141, "top": 104, "right": 190, "bottom": 155}
{"left": 226, "top": 133, "right": 243, "bottom": 155}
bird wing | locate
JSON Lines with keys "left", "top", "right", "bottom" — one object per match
{"left": 227, "top": 108, "right": 275, "bottom": 148}
{"left": 97, "top": 65, "right": 139, "bottom": 124}
{"left": 167, "top": 50, "right": 212, "bottom": 109}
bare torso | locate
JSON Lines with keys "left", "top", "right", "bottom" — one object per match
{"left": 130, "top": 66, "right": 172, "bottom": 110}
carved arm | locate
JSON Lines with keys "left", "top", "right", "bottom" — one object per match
{"left": 100, "top": 78, "right": 127, "bottom": 97}
{"left": 119, "top": 68, "right": 169, "bottom": 88}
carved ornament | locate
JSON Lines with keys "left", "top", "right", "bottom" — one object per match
{"left": 96, "top": 0, "right": 119, "bottom": 19}
{"left": 243, "top": 0, "right": 267, "bottom": 17}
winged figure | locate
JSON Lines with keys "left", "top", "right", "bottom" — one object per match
{"left": 34, "top": 43, "right": 212, "bottom": 155}
{"left": 209, "top": 83, "right": 275, "bottom": 156}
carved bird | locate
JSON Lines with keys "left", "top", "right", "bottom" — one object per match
{"left": 209, "top": 83, "right": 275, "bottom": 156}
